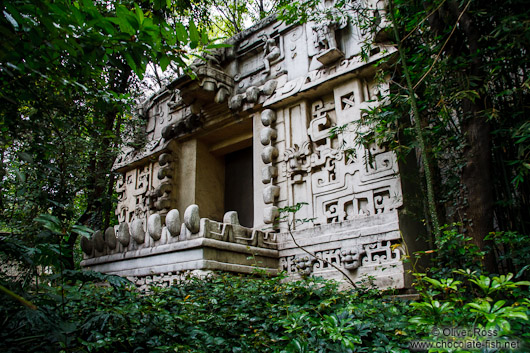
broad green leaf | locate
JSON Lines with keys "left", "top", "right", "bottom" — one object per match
{"left": 134, "top": 3, "right": 144, "bottom": 25}
{"left": 123, "top": 51, "right": 137, "bottom": 73}
{"left": 160, "top": 54, "right": 170, "bottom": 71}
{"left": 175, "top": 22, "right": 187, "bottom": 42}
{"left": 189, "top": 20, "right": 199, "bottom": 45}
{"left": 72, "top": 224, "right": 94, "bottom": 238}
{"left": 116, "top": 5, "right": 135, "bottom": 35}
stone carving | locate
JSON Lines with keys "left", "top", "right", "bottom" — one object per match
{"left": 105, "top": 227, "right": 117, "bottom": 250}
{"left": 362, "top": 241, "right": 401, "bottom": 266}
{"left": 284, "top": 141, "right": 312, "bottom": 182}
{"left": 228, "top": 80, "right": 278, "bottom": 112}
{"left": 294, "top": 256, "right": 316, "bottom": 276}
{"left": 199, "top": 214, "right": 277, "bottom": 249}
{"left": 261, "top": 166, "right": 278, "bottom": 184}
{"left": 223, "top": 211, "right": 239, "bottom": 225}
{"left": 313, "top": 22, "right": 339, "bottom": 52}
{"left": 130, "top": 219, "right": 145, "bottom": 244}
{"left": 148, "top": 214, "right": 163, "bottom": 241}
{"left": 93, "top": 231, "right": 105, "bottom": 253}
{"left": 116, "top": 165, "right": 152, "bottom": 224}
{"left": 260, "top": 109, "right": 280, "bottom": 225}
{"left": 117, "top": 222, "right": 130, "bottom": 246}
{"left": 261, "top": 33, "right": 281, "bottom": 75}
{"left": 341, "top": 247, "right": 364, "bottom": 270}
{"left": 82, "top": 206, "right": 278, "bottom": 261}
{"left": 279, "top": 86, "right": 402, "bottom": 227}
{"left": 152, "top": 153, "right": 175, "bottom": 215}
{"left": 165, "top": 209, "right": 181, "bottom": 237}
{"left": 263, "top": 205, "right": 279, "bottom": 225}
{"left": 264, "top": 46, "right": 395, "bottom": 106}
{"left": 280, "top": 240, "right": 401, "bottom": 277}
{"left": 184, "top": 204, "right": 200, "bottom": 233}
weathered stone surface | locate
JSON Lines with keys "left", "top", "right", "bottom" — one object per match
{"left": 130, "top": 219, "right": 145, "bottom": 244}
{"left": 245, "top": 86, "right": 260, "bottom": 102}
{"left": 261, "top": 146, "right": 278, "bottom": 164}
{"left": 263, "top": 206, "right": 279, "bottom": 224}
{"left": 158, "top": 152, "right": 173, "bottom": 166}
{"left": 260, "top": 127, "right": 277, "bottom": 146}
{"left": 117, "top": 223, "right": 130, "bottom": 246}
{"left": 223, "top": 211, "right": 239, "bottom": 225}
{"left": 165, "top": 209, "right": 181, "bottom": 236}
{"left": 80, "top": 236, "right": 93, "bottom": 255}
{"left": 184, "top": 204, "right": 200, "bottom": 233}
{"left": 93, "top": 230, "right": 105, "bottom": 252}
{"left": 105, "top": 227, "right": 117, "bottom": 249}
{"left": 261, "top": 166, "right": 278, "bottom": 184}
{"left": 263, "top": 185, "right": 280, "bottom": 204}
{"left": 261, "top": 109, "right": 276, "bottom": 126}
{"left": 261, "top": 80, "right": 277, "bottom": 96}
{"left": 148, "top": 214, "right": 162, "bottom": 241}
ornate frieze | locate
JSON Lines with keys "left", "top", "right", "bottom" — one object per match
{"left": 279, "top": 239, "right": 402, "bottom": 277}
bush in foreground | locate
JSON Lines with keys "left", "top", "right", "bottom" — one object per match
{"left": 0, "top": 270, "right": 529, "bottom": 352}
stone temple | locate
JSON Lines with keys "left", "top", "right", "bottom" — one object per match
{"left": 80, "top": 2, "right": 424, "bottom": 289}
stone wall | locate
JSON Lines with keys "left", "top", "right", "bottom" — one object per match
{"left": 81, "top": 1, "right": 417, "bottom": 289}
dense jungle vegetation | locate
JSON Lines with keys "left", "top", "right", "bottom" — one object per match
{"left": 1, "top": 0, "right": 529, "bottom": 351}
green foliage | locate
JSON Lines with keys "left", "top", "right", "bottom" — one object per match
{"left": 0, "top": 0, "right": 213, "bottom": 268}
{"left": 0, "top": 272, "right": 409, "bottom": 352}
{"left": 486, "top": 231, "right": 530, "bottom": 279}
{"left": 1, "top": 269, "right": 527, "bottom": 352}
{"left": 409, "top": 270, "right": 530, "bottom": 347}
{"left": 426, "top": 224, "right": 485, "bottom": 279}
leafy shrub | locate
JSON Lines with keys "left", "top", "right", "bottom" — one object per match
{"left": 0, "top": 269, "right": 528, "bottom": 352}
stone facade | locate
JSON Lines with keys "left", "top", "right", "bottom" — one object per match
{"left": 81, "top": 2, "right": 416, "bottom": 289}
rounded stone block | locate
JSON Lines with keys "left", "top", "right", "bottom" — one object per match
{"left": 93, "top": 230, "right": 105, "bottom": 252}
{"left": 263, "top": 206, "right": 279, "bottom": 225}
{"left": 165, "top": 209, "right": 181, "bottom": 236}
{"left": 261, "top": 109, "right": 276, "bottom": 126}
{"left": 260, "top": 127, "right": 277, "bottom": 146}
{"left": 229, "top": 94, "right": 244, "bottom": 110}
{"left": 117, "top": 222, "right": 130, "bottom": 247}
{"left": 262, "top": 79, "right": 278, "bottom": 96}
{"left": 261, "top": 146, "right": 279, "bottom": 164}
{"left": 263, "top": 185, "right": 280, "bottom": 204}
{"left": 223, "top": 211, "right": 240, "bottom": 225}
{"left": 105, "top": 227, "right": 117, "bottom": 249}
{"left": 130, "top": 219, "right": 145, "bottom": 244}
{"left": 148, "top": 214, "right": 162, "bottom": 241}
{"left": 158, "top": 166, "right": 172, "bottom": 180}
{"left": 158, "top": 153, "right": 172, "bottom": 166}
{"left": 184, "top": 204, "right": 200, "bottom": 233}
{"left": 261, "top": 166, "right": 278, "bottom": 184}
{"left": 245, "top": 86, "right": 260, "bottom": 102}
{"left": 80, "top": 236, "right": 93, "bottom": 255}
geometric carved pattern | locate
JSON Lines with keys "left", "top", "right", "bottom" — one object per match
{"left": 281, "top": 86, "right": 403, "bottom": 227}
{"left": 279, "top": 240, "right": 402, "bottom": 276}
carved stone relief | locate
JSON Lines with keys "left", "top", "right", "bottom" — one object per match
{"left": 276, "top": 78, "right": 402, "bottom": 228}
{"left": 279, "top": 240, "right": 402, "bottom": 276}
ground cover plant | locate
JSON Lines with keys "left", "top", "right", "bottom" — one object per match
{"left": 1, "top": 263, "right": 529, "bottom": 352}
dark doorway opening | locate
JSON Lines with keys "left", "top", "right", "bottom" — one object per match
{"left": 224, "top": 146, "right": 254, "bottom": 227}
